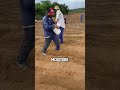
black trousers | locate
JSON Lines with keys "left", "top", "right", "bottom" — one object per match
{"left": 17, "top": 27, "right": 35, "bottom": 64}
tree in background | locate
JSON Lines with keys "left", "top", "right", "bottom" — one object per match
{"left": 35, "top": 0, "right": 69, "bottom": 20}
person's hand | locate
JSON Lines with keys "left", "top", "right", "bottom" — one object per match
{"left": 55, "top": 24, "right": 59, "bottom": 29}
{"left": 55, "top": 19, "right": 57, "bottom": 23}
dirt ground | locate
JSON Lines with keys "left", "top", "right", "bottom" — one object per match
{"left": 35, "top": 13, "right": 85, "bottom": 90}
{"left": 0, "top": 25, "right": 35, "bottom": 90}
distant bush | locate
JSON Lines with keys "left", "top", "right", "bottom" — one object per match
{"left": 69, "top": 8, "right": 85, "bottom": 14}
{"left": 35, "top": 14, "right": 43, "bottom": 20}
{"left": 35, "top": 0, "right": 69, "bottom": 20}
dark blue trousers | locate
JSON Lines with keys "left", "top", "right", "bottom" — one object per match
{"left": 17, "top": 0, "right": 35, "bottom": 64}
{"left": 59, "top": 27, "right": 64, "bottom": 44}
{"left": 19, "top": 0, "right": 35, "bottom": 27}
{"left": 17, "top": 27, "right": 35, "bottom": 64}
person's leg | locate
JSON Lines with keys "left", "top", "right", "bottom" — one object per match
{"left": 42, "top": 37, "right": 52, "bottom": 53}
{"left": 59, "top": 27, "right": 64, "bottom": 44}
{"left": 65, "top": 19, "right": 67, "bottom": 24}
{"left": 64, "top": 19, "right": 66, "bottom": 24}
{"left": 17, "top": 27, "right": 35, "bottom": 64}
{"left": 53, "top": 35, "right": 60, "bottom": 50}
{"left": 81, "top": 17, "right": 82, "bottom": 22}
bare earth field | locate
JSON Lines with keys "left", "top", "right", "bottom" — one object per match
{"left": 35, "top": 13, "right": 85, "bottom": 90}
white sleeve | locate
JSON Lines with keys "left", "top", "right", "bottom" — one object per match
{"left": 56, "top": 11, "right": 60, "bottom": 21}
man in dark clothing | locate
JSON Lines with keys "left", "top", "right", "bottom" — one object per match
{"left": 42, "top": 8, "right": 62, "bottom": 55}
{"left": 64, "top": 15, "right": 67, "bottom": 24}
{"left": 16, "top": 0, "right": 35, "bottom": 69}
{"left": 80, "top": 14, "right": 84, "bottom": 22}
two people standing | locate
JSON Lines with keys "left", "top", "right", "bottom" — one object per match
{"left": 41, "top": 8, "right": 61, "bottom": 55}
{"left": 42, "top": 6, "right": 65, "bottom": 55}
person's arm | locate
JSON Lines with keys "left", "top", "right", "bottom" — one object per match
{"left": 43, "top": 17, "right": 54, "bottom": 30}
{"left": 55, "top": 11, "right": 60, "bottom": 22}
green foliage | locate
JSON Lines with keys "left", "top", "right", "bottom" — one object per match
{"left": 35, "top": 0, "right": 69, "bottom": 20}
{"left": 69, "top": 8, "right": 85, "bottom": 14}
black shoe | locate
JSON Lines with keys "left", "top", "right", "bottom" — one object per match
{"left": 41, "top": 48, "right": 47, "bottom": 55}
{"left": 16, "top": 62, "right": 28, "bottom": 70}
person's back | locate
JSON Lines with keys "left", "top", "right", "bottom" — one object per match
{"left": 54, "top": 5, "right": 65, "bottom": 44}
{"left": 56, "top": 10, "right": 65, "bottom": 28}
